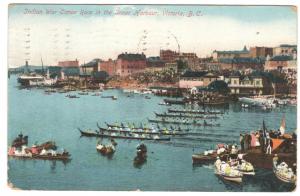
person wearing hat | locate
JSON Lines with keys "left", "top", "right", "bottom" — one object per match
{"left": 31, "top": 144, "right": 38, "bottom": 155}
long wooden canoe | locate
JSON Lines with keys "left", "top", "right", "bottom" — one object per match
{"left": 148, "top": 118, "right": 220, "bottom": 127}
{"left": 78, "top": 129, "right": 171, "bottom": 141}
{"left": 168, "top": 109, "right": 224, "bottom": 115}
{"left": 98, "top": 127, "right": 188, "bottom": 136}
{"left": 154, "top": 112, "right": 219, "bottom": 119}
{"left": 104, "top": 122, "right": 189, "bottom": 132}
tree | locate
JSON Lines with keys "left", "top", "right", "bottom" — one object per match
{"left": 176, "top": 60, "right": 188, "bottom": 72}
{"left": 207, "top": 80, "right": 230, "bottom": 95}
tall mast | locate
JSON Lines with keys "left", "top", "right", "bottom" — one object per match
{"left": 41, "top": 57, "right": 45, "bottom": 76}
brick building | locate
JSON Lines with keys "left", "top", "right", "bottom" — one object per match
{"left": 250, "top": 46, "right": 273, "bottom": 58}
{"left": 58, "top": 59, "right": 79, "bottom": 68}
{"left": 116, "top": 53, "right": 146, "bottom": 77}
{"left": 179, "top": 71, "right": 219, "bottom": 89}
{"left": 98, "top": 59, "right": 117, "bottom": 76}
{"left": 212, "top": 46, "right": 250, "bottom": 61}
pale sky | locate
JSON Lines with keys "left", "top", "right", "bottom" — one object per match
{"left": 8, "top": 4, "right": 297, "bottom": 67}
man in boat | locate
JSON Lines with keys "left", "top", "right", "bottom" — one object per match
{"left": 265, "top": 134, "right": 273, "bottom": 155}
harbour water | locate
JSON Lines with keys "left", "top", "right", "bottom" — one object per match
{"left": 8, "top": 75, "right": 297, "bottom": 191}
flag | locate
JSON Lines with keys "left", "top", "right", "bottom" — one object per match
{"left": 279, "top": 115, "right": 286, "bottom": 135}
{"left": 262, "top": 120, "right": 267, "bottom": 138}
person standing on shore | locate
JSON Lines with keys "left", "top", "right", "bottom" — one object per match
{"left": 240, "top": 134, "right": 244, "bottom": 152}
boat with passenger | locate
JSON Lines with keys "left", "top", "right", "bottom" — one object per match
{"left": 78, "top": 128, "right": 171, "bottom": 141}
{"left": 273, "top": 155, "right": 296, "bottom": 184}
{"left": 8, "top": 136, "right": 71, "bottom": 161}
{"left": 168, "top": 108, "right": 224, "bottom": 115}
{"left": 148, "top": 118, "right": 220, "bottom": 127}
{"left": 96, "top": 140, "right": 116, "bottom": 156}
{"left": 98, "top": 126, "right": 188, "bottom": 136}
{"left": 214, "top": 157, "right": 243, "bottom": 183}
{"left": 154, "top": 112, "right": 219, "bottom": 119}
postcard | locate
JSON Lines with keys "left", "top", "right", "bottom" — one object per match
{"left": 7, "top": 3, "right": 297, "bottom": 191}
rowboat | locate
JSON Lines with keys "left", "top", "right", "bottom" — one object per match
{"left": 230, "top": 160, "right": 255, "bottom": 176}
{"left": 134, "top": 143, "right": 147, "bottom": 167}
{"left": 163, "top": 99, "right": 185, "bottom": 105}
{"left": 98, "top": 126, "right": 188, "bottom": 136}
{"left": 215, "top": 159, "right": 243, "bottom": 183}
{"left": 192, "top": 151, "right": 229, "bottom": 164}
{"left": 154, "top": 112, "right": 219, "bottom": 119}
{"left": 273, "top": 160, "right": 296, "bottom": 184}
{"left": 148, "top": 118, "right": 220, "bottom": 127}
{"left": 96, "top": 143, "right": 115, "bottom": 155}
{"left": 78, "top": 129, "right": 171, "bottom": 141}
{"left": 66, "top": 94, "right": 79, "bottom": 98}
{"left": 168, "top": 109, "right": 224, "bottom": 115}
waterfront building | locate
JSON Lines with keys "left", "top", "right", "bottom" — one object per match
{"left": 116, "top": 53, "right": 146, "bottom": 77}
{"left": 212, "top": 46, "right": 250, "bottom": 61}
{"left": 264, "top": 55, "right": 297, "bottom": 71}
{"left": 205, "top": 57, "right": 265, "bottom": 71}
{"left": 179, "top": 71, "right": 219, "bottom": 89}
{"left": 98, "top": 59, "right": 117, "bottom": 76}
{"left": 57, "top": 59, "right": 80, "bottom": 79}
{"left": 160, "top": 49, "right": 178, "bottom": 63}
{"left": 159, "top": 49, "right": 198, "bottom": 69}
{"left": 80, "top": 59, "right": 101, "bottom": 76}
{"left": 58, "top": 59, "right": 79, "bottom": 68}
{"left": 228, "top": 75, "right": 263, "bottom": 95}
{"left": 273, "top": 44, "right": 297, "bottom": 57}
{"left": 250, "top": 46, "right": 273, "bottom": 58}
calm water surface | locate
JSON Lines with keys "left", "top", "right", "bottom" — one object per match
{"left": 8, "top": 75, "right": 297, "bottom": 191}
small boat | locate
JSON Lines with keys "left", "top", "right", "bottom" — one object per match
{"left": 158, "top": 102, "right": 170, "bottom": 106}
{"left": 215, "top": 158, "right": 243, "bottom": 183}
{"left": 164, "top": 99, "right": 185, "bottom": 105}
{"left": 145, "top": 96, "right": 151, "bottom": 99}
{"left": 112, "top": 96, "right": 117, "bottom": 100}
{"left": 192, "top": 150, "right": 229, "bottom": 164}
{"left": 134, "top": 143, "right": 147, "bottom": 167}
{"left": 96, "top": 143, "right": 115, "bottom": 155}
{"left": 192, "top": 151, "right": 218, "bottom": 164}
{"left": 78, "top": 92, "right": 88, "bottom": 95}
{"left": 273, "top": 159, "right": 296, "bottom": 184}
{"left": 66, "top": 94, "right": 79, "bottom": 98}
{"left": 230, "top": 159, "right": 255, "bottom": 175}
{"left": 91, "top": 93, "right": 101, "bottom": 96}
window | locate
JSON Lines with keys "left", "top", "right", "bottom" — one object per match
{"left": 256, "top": 80, "right": 260, "bottom": 85}
{"left": 234, "top": 80, "right": 237, "bottom": 85}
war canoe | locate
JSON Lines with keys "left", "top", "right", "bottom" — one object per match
{"left": 78, "top": 129, "right": 171, "bottom": 141}
{"left": 104, "top": 122, "right": 189, "bottom": 132}
{"left": 154, "top": 112, "right": 219, "bottom": 119}
{"left": 168, "top": 109, "right": 224, "bottom": 115}
{"left": 98, "top": 126, "right": 188, "bottom": 136}
{"left": 148, "top": 118, "right": 220, "bottom": 127}
{"left": 8, "top": 153, "right": 71, "bottom": 161}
